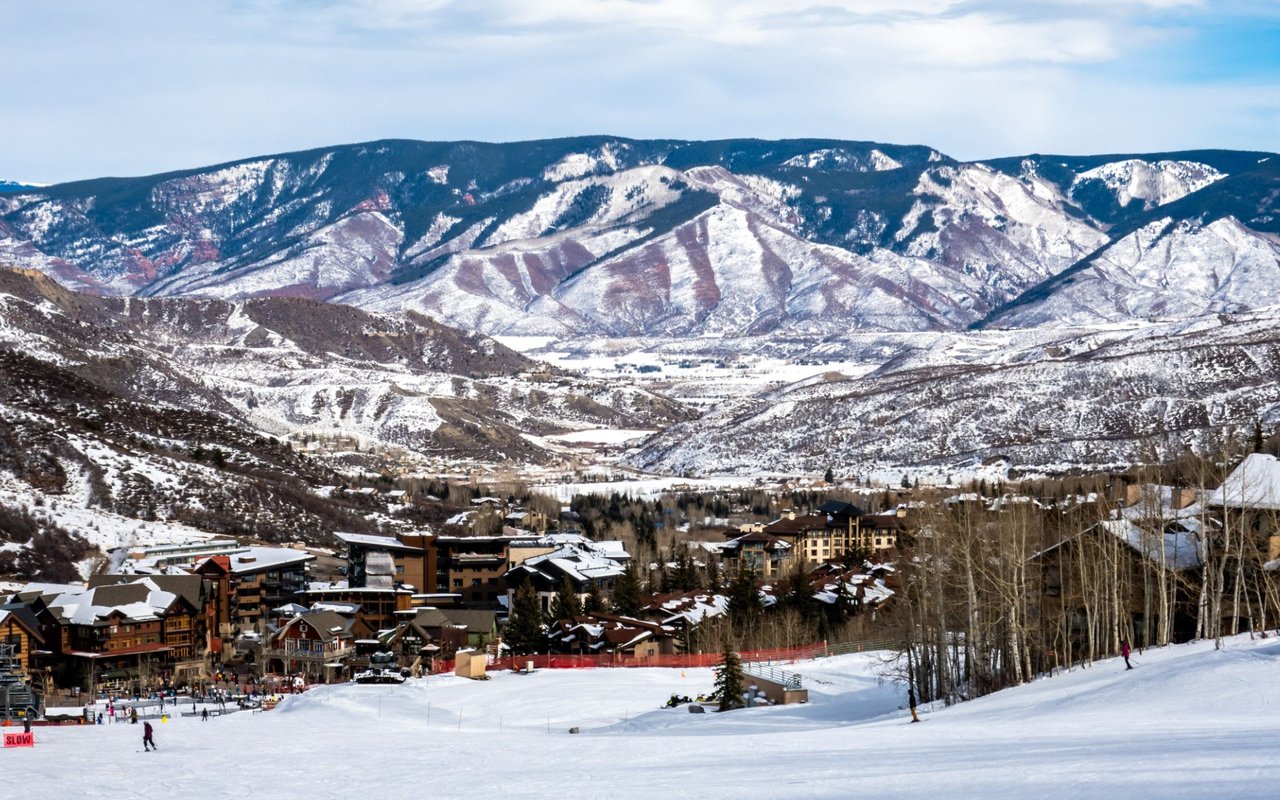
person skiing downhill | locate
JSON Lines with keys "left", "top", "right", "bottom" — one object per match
{"left": 143, "top": 720, "right": 157, "bottom": 751}
{"left": 1120, "top": 640, "right": 1133, "bottom": 670}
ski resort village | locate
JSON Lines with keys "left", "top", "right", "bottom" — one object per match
{"left": 3, "top": 448, "right": 1280, "bottom": 797}
{"left": 7, "top": 0, "right": 1280, "bottom": 793}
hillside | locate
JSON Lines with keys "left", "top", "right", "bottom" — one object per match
{"left": 4, "top": 138, "right": 1278, "bottom": 338}
{"left": 26, "top": 635, "right": 1280, "bottom": 799}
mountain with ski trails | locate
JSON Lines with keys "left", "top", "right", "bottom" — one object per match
{"left": 2, "top": 137, "right": 1279, "bottom": 475}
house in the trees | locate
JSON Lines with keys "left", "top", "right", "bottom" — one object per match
{"left": 503, "top": 538, "right": 629, "bottom": 614}
{"left": 546, "top": 612, "right": 677, "bottom": 657}
{"left": 720, "top": 529, "right": 792, "bottom": 578}
{"left": 1207, "top": 453, "right": 1280, "bottom": 560}
{"left": 1030, "top": 517, "right": 1205, "bottom": 652}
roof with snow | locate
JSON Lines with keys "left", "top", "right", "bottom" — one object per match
{"left": 43, "top": 577, "right": 195, "bottom": 627}
{"left": 1207, "top": 454, "right": 1280, "bottom": 511}
{"left": 333, "top": 531, "right": 426, "bottom": 553}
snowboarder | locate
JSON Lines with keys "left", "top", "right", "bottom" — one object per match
{"left": 908, "top": 687, "right": 920, "bottom": 723}
{"left": 201, "top": 708, "right": 209, "bottom": 721}
{"left": 143, "top": 720, "right": 156, "bottom": 751}
{"left": 1121, "top": 640, "right": 1133, "bottom": 670}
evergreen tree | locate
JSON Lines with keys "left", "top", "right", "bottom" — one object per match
{"left": 583, "top": 581, "right": 604, "bottom": 614}
{"left": 714, "top": 648, "right": 746, "bottom": 711}
{"left": 824, "top": 466, "right": 835, "bottom": 484}
{"left": 612, "top": 561, "right": 644, "bottom": 616}
{"left": 1253, "top": 418, "right": 1265, "bottom": 453}
{"left": 549, "top": 575, "right": 582, "bottom": 622}
{"left": 505, "top": 580, "right": 546, "bottom": 656}
{"left": 726, "top": 567, "right": 764, "bottom": 631}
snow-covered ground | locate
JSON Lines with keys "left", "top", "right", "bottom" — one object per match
{"left": 15, "top": 636, "right": 1280, "bottom": 799}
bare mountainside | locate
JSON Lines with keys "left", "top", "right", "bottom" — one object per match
{"left": 0, "top": 268, "right": 691, "bottom": 470}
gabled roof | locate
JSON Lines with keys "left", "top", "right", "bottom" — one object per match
{"left": 722, "top": 531, "right": 792, "bottom": 552}
{"left": 90, "top": 574, "right": 206, "bottom": 611}
{"left": 817, "top": 500, "right": 863, "bottom": 517}
{"left": 1207, "top": 454, "right": 1280, "bottom": 511}
{"left": 0, "top": 604, "right": 45, "bottom": 644}
{"left": 1034, "top": 520, "right": 1202, "bottom": 572}
{"left": 45, "top": 577, "right": 192, "bottom": 626}
{"left": 278, "top": 610, "right": 355, "bottom": 642}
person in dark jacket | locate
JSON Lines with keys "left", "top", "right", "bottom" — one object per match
{"left": 143, "top": 720, "right": 157, "bottom": 751}
{"left": 1120, "top": 640, "right": 1133, "bottom": 670}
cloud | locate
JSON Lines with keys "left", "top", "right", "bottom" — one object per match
{"left": 0, "top": 1, "right": 1277, "bottom": 182}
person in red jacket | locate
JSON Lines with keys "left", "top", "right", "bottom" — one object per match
{"left": 143, "top": 720, "right": 157, "bottom": 751}
{"left": 1120, "top": 640, "right": 1133, "bottom": 670}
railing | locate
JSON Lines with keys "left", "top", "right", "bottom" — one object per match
{"left": 741, "top": 663, "right": 803, "bottom": 690}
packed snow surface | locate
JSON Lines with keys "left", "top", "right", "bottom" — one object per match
{"left": 14, "top": 636, "right": 1280, "bottom": 799}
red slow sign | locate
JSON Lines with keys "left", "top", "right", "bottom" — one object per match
{"left": 3, "top": 732, "right": 35, "bottom": 748}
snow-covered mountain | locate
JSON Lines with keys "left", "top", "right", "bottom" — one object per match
{"left": 4, "top": 138, "right": 1280, "bottom": 478}
{"left": 630, "top": 308, "right": 1280, "bottom": 474}
{"left": 0, "top": 268, "right": 690, "bottom": 470}
{"left": 4, "top": 138, "right": 1275, "bottom": 338}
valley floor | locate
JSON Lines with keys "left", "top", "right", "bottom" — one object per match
{"left": 12, "top": 636, "right": 1279, "bottom": 799}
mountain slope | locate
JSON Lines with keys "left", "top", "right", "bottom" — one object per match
{"left": 0, "top": 268, "right": 691, "bottom": 468}
{"left": 7, "top": 137, "right": 1273, "bottom": 337}
{"left": 630, "top": 309, "right": 1280, "bottom": 473}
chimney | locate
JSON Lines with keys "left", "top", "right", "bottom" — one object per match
{"left": 1171, "top": 488, "right": 1196, "bottom": 510}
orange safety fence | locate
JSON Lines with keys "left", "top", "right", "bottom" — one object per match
{"left": 428, "top": 641, "right": 839, "bottom": 675}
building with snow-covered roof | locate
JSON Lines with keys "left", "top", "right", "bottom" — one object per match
{"left": 1031, "top": 518, "right": 1205, "bottom": 648}
{"left": 1206, "top": 453, "right": 1280, "bottom": 566}
{"left": 546, "top": 612, "right": 677, "bottom": 657}
{"left": 193, "top": 547, "right": 314, "bottom": 638}
{"left": 22, "top": 576, "right": 206, "bottom": 696}
{"left": 1207, "top": 454, "right": 1280, "bottom": 512}
{"left": 264, "top": 610, "right": 368, "bottom": 684}
{"left": 333, "top": 530, "right": 434, "bottom": 593}
{"left": 503, "top": 540, "right": 629, "bottom": 615}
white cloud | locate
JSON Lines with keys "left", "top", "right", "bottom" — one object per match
{"left": 0, "top": 0, "right": 1276, "bottom": 182}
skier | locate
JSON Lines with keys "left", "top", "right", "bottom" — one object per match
{"left": 1121, "top": 640, "right": 1133, "bottom": 670}
{"left": 143, "top": 720, "right": 157, "bottom": 751}
{"left": 130, "top": 707, "right": 138, "bottom": 724}
{"left": 201, "top": 708, "right": 209, "bottom": 721}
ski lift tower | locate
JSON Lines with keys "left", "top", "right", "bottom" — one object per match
{"left": 0, "top": 642, "right": 41, "bottom": 722}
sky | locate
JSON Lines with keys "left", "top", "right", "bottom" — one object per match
{"left": 3, "top": 0, "right": 1279, "bottom": 184}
